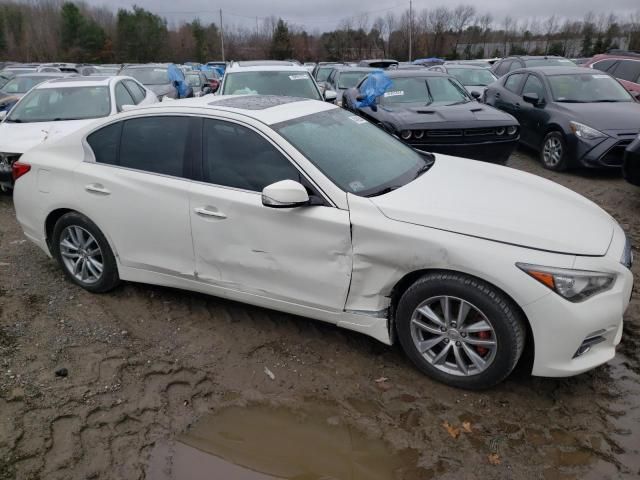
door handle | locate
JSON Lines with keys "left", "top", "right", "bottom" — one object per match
{"left": 85, "top": 183, "right": 110, "bottom": 195}
{"left": 194, "top": 206, "right": 227, "bottom": 219}
{"left": 514, "top": 103, "right": 520, "bottom": 109}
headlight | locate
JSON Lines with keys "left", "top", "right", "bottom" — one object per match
{"left": 569, "top": 121, "right": 605, "bottom": 141}
{"left": 413, "top": 130, "right": 424, "bottom": 139}
{"left": 507, "top": 126, "right": 518, "bottom": 135}
{"left": 400, "top": 130, "right": 412, "bottom": 140}
{"left": 495, "top": 127, "right": 505, "bottom": 135}
{"left": 516, "top": 263, "right": 615, "bottom": 302}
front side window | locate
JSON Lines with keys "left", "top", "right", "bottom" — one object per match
{"left": 316, "top": 67, "right": 334, "bottom": 83}
{"left": 548, "top": 73, "right": 633, "bottom": 102}
{"left": 123, "top": 80, "right": 145, "bottom": 104}
{"left": 222, "top": 71, "right": 321, "bottom": 100}
{"left": 120, "top": 67, "right": 168, "bottom": 85}
{"left": 273, "top": 108, "right": 429, "bottom": 197}
{"left": 508, "top": 60, "right": 523, "bottom": 72}
{"left": 610, "top": 60, "right": 640, "bottom": 83}
{"left": 504, "top": 73, "right": 525, "bottom": 93}
{"left": 447, "top": 68, "right": 497, "bottom": 87}
{"left": 376, "top": 76, "right": 470, "bottom": 105}
{"left": 592, "top": 59, "right": 618, "bottom": 72}
{"left": 495, "top": 60, "right": 512, "bottom": 77}
{"left": 203, "top": 119, "right": 301, "bottom": 191}
{"left": 524, "top": 58, "right": 575, "bottom": 67}
{"left": 7, "top": 86, "right": 111, "bottom": 123}
{"left": 522, "top": 75, "right": 545, "bottom": 99}
{"left": 115, "top": 82, "right": 135, "bottom": 111}
{"left": 337, "top": 71, "right": 370, "bottom": 89}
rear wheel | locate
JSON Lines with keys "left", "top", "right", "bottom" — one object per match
{"left": 51, "top": 212, "right": 120, "bottom": 293}
{"left": 540, "top": 131, "right": 568, "bottom": 171}
{"left": 396, "top": 272, "right": 526, "bottom": 389}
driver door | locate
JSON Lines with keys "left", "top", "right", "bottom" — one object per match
{"left": 189, "top": 118, "right": 352, "bottom": 312}
{"left": 518, "top": 74, "right": 549, "bottom": 148}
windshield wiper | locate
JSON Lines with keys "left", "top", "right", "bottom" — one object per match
{"left": 593, "top": 99, "right": 623, "bottom": 102}
{"left": 424, "top": 80, "right": 434, "bottom": 106}
{"left": 365, "top": 185, "right": 401, "bottom": 197}
{"left": 445, "top": 100, "right": 469, "bottom": 106}
{"left": 556, "top": 99, "right": 585, "bottom": 103}
{"left": 414, "top": 163, "right": 433, "bottom": 178}
{"left": 4, "top": 118, "right": 21, "bottom": 123}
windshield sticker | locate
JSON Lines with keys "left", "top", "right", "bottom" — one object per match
{"left": 349, "top": 115, "right": 367, "bottom": 124}
{"left": 592, "top": 74, "right": 609, "bottom": 79}
{"left": 349, "top": 180, "right": 365, "bottom": 192}
{"left": 383, "top": 90, "right": 404, "bottom": 97}
{"left": 558, "top": 60, "right": 573, "bottom": 63}
{"left": 289, "top": 74, "right": 308, "bottom": 81}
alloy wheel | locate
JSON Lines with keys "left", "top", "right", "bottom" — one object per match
{"left": 543, "top": 136, "right": 563, "bottom": 167}
{"left": 410, "top": 296, "right": 498, "bottom": 377}
{"left": 59, "top": 226, "right": 104, "bottom": 284}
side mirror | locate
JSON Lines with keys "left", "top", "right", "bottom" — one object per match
{"left": 262, "top": 180, "right": 310, "bottom": 209}
{"left": 0, "top": 111, "right": 7, "bottom": 121}
{"left": 523, "top": 92, "right": 541, "bottom": 105}
{"left": 470, "top": 90, "right": 481, "bottom": 99}
{"left": 324, "top": 89, "right": 337, "bottom": 102}
{"left": 202, "top": 86, "right": 213, "bottom": 95}
{"left": 631, "top": 90, "right": 640, "bottom": 102}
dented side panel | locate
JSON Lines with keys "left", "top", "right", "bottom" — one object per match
{"left": 345, "top": 193, "right": 576, "bottom": 315}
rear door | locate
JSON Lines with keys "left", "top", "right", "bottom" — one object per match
{"left": 609, "top": 59, "right": 640, "bottom": 92}
{"left": 494, "top": 72, "right": 526, "bottom": 113}
{"left": 75, "top": 115, "right": 197, "bottom": 276}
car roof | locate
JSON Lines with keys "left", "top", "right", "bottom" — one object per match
{"left": 36, "top": 76, "right": 124, "bottom": 88}
{"left": 503, "top": 55, "right": 566, "bottom": 60}
{"left": 232, "top": 60, "right": 299, "bottom": 68}
{"left": 332, "top": 66, "right": 378, "bottom": 73}
{"left": 384, "top": 70, "right": 449, "bottom": 78}
{"left": 122, "top": 64, "right": 169, "bottom": 69}
{"left": 13, "top": 72, "right": 70, "bottom": 78}
{"left": 125, "top": 95, "right": 334, "bottom": 125}
{"left": 515, "top": 66, "right": 604, "bottom": 75}
{"left": 225, "top": 64, "right": 310, "bottom": 73}
{"left": 444, "top": 65, "right": 489, "bottom": 70}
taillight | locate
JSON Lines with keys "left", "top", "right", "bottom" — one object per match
{"left": 11, "top": 161, "right": 30, "bottom": 181}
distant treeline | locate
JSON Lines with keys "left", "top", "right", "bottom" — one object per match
{"left": 0, "top": 1, "right": 639, "bottom": 63}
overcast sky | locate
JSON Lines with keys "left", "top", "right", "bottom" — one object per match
{"left": 83, "top": 0, "right": 640, "bottom": 32}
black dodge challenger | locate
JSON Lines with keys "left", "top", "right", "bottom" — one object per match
{"left": 342, "top": 70, "right": 520, "bottom": 163}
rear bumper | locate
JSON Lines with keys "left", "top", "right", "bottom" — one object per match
{"left": 623, "top": 137, "right": 640, "bottom": 186}
{"left": 414, "top": 138, "right": 518, "bottom": 163}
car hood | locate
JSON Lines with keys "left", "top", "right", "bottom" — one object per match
{"left": 0, "top": 119, "right": 95, "bottom": 154}
{"left": 555, "top": 101, "right": 640, "bottom": 133}
{"left": 369, "top": 155, "right": 614, "bottom": 256}
{"left": 376, "top": 101, "right": 516, "bottom": 127}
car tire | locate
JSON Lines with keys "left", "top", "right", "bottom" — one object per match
{"left": 396, "top": 272, "right": 526, "bottom": 390}
{"left": 51, "top": 212, "right": 120, "bottom": 293}
{"left": 540, "top": 131, "right": 568, "bottom": 171}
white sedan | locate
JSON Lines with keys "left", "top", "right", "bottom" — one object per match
{"left": 11, "top": 96, "right": 633, "bottom": 389}
{"left": 0, "top": 75, "right": 157, "bottom": 191}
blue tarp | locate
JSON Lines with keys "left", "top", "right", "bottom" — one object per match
{"left": 197, "top": 65, "right": 224, "bottom": 77}
{"left": 167, "top": 63, "right": 189, "bottom": 98}
{"left": 413, "top": 57, "right": 444, "bottom": 65}
{"left": 355, "top": 70, "right": 392, "bottom": 109}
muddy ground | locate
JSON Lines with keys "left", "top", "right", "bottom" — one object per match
{"left": 0, "top": 148, "right": 639, "bottom": 480}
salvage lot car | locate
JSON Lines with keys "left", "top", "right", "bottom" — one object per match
{"left": 484, "top": 67, "right": 640, "bottom": 170}
{"left": 0, "top": 72, "right": 70, "bottom": 112}
{"left": 342, "top": 70, "right": 519, "bottom": 163}
{"left": 624, "top": 135, "right": 640, "bottom": 186}
{"left": 0, "top": 75, "right": 156, "bottom": 191}
{"left": 11, "top": 95, "right": 633, "bottom": 389}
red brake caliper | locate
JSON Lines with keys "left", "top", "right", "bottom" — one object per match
{"left": 476, "top": 331, "right": 490, "bottom": 356}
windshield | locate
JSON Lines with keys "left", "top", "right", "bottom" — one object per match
{"left": 447, "top": 68, "right": 497, "bottom": 86}
{"left": 7, "top": 86, "right": 111, "bottom": 123}
{"left": 316, "top": 67, "right": 335, "bottom": 82}
{"left": 222, "top": 71, "right": 321, "bottom": 100}
{"left": 96, "top": 67, "right": 120, "bottom": 75}
{"left": 120, "top": 67, "right": 168, "bottom": 85}
{"left": 186, "top": 74, "right": 201, "bottom": 87}
{"left": 273, "top": 108, "right": 431, "bottom": 197}
{"left": 337, "top": 71, "right": 370, "bottom": 89}
{"left": 1, "top": 76, "right": 58, "bottom": 94}
{"left": 548, "top": 73, "right": 633, "bottom": 102}
{"left": 379, "top": 76, "right": 470, "bottom": 105}
{"left": 0, "top": 75, "right": 12, "bottom": 89}
{"left": 524, "top": 58, "right": 575, "bottom": 67}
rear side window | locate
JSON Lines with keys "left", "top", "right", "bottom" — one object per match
{"left": 504, "top": 73, "right": 525, "bottom": 93}
{"left": 115, "top": 82, "right": 135, "bottom": 111}
{"left": 203, "top": 119, "right": 300, "bottom": 191}
{"left": 592, "top": 59, "right": 618, "bottom": 72}
{"left": 87, "top": 123, "right": 121, "bottom": 165}
{"left": 123, "top": 80, "right": 146, "bottom": 104}
{"left": 610, "top": 60, "right": 640, "bottom": 83}
{"left": 494, "top": 60, "right": 512, "bottom": 77}
{"left": 120, "top": 117, "right": 191, "bottom": 177}
{"left": 508, "top": 60, "right": 523, "bottom": 72}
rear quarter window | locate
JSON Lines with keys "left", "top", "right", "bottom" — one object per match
{"left": 87, "top": 122, "right": 121, "bottom": 165}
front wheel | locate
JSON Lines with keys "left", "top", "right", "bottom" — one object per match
{"left": 540, "top": 131, "right": 568, "bottom": 171}
{"left": 396, "top": 272, "right": 526, "bottom": 389}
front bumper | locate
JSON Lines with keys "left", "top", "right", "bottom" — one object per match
{"left": 623, "top": 137, "right": 640, "bottom": 186}
{"left": 413, "top": 137, "right": 518, "bottom": 163}
{"left": 0, "top": 161, "right": 12, "bottom": 189}
{"left": 524, "top": 224, "right": 633, "bottom": 377}
{"left": 568, "top": 131, "right": 638, "bottom": 168}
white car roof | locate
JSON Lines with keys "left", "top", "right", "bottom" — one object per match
{"left": 225, "top": 64, "right": 310, "bottom": 74}
{"left": 127, "top": 95, "right": 335, "bottom": 125}
{"left": 35, "top": 75, "right": 131, "bottom": 89}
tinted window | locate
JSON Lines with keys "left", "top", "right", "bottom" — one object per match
{"left": 504, "top": 73, "right": 525, "bottom": 93}
{"left": 508, "top": 60, "right": 523, "bottom": 72}
{"left": 115, "top": 82, "right": 135, "bottom": 111}
{"left": 120, "top": 67, "right": 168, "bottom": 85}
{"left": 592, "top": 59, "right": 618, "bottom": 72}
{"left": 124, "top": 80, "right": 145, "bottom": 103}
{"left": 522, "top": 75, "right": 545, "bottom": 99}
{"left": 547, "top": 73, "right": 633, "bottom": 102}
{"left": 222, "top": 71, "right": 321, "bottom": 100}
{"left": 611, "top": 60, "right": 640, "bottom": 83}
{"left": 119, "top": 117, "right": 191, "bottom": 177}
{"left": 87, "top": 122, "right": 121, "bottom": 165}
{"left": 524, "top": 58, "right": 575, "bottom": 67}
{"left": 378, "top": 76, "right": 470, "bottom": 105}
{"left": 203, "top": 119, "right": 301, "bottom": 191}
{"left": 494, "top": 60, "right": 512, "bottom": 77}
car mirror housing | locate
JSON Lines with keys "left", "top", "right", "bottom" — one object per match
{"left": 523, "top": 92, "right": 541, "bottom": 105}
{"left": 262, "top": 180, "right": 310, "bottom": 209}
{"left": 324, "top": 89, "right": 337, "bottom": 102}
{"left": 120, "top": 104, "right": 136, "bottom": 112}
{"left": 470, "top": 90, "right": 482, "bottom": 99}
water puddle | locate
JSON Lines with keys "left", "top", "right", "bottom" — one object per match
{"left": 148, "top": 403, "right": 425, "bottom": 479}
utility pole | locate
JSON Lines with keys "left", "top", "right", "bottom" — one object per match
{"left": 219, "top": 9, "right": 226, "bottom": 62}
{"left": 408, "top": 0, "right": 412, "bottom": 62}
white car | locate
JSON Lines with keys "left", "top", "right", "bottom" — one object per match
{"left": 0, "top": 75, "right": 157, "bottom": 190}
{"left": 12, "top": 96, "right": 633, "bottom": 389}
{"left": 219, "top": 61, "right": 336, "bottom": 102}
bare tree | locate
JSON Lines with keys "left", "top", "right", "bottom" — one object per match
{"left": 451, "top": 5, "right": 476, "bottom": 57}
{"left": 428, "top": 7, "right": 452, "bottom": 56}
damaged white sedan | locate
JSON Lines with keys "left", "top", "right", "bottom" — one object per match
{"left": 12, "top": 95, "right": 633, "bottom": 389}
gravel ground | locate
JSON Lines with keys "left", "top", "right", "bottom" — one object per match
{"left": 0, "top": 148, "right": 639, "bottom": 479}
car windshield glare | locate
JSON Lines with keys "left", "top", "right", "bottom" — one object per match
{"left": 447, "top": 68, "right": 496, "bottom": 86}
{"left": 7, "top": 86, "right": 111, "bottom": 123}
{"left": 337, "top": 71, "right": 369, "bottom": 89}
{"left": 223, "top": 71, "right": 321, "bottom": 100}
{"left": 1, "top": 76, "right": 56, "bottom": 94}
{"left": 316, "top": 67, "right": 335, "bottom": 82}
{"left": 273, "top": 108, "right": 430, "bottom": 197}
{"left": 548, "top": 73, "right": 633, "bottom": 102}
{"left": 525, "top": 58, "right": 576, "bottom": 67}
{"left": 380, "top": 76, "right": 470, "bottom": 105}
{"left": 121, "top": 67, "right": 168, "bottom": 85}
